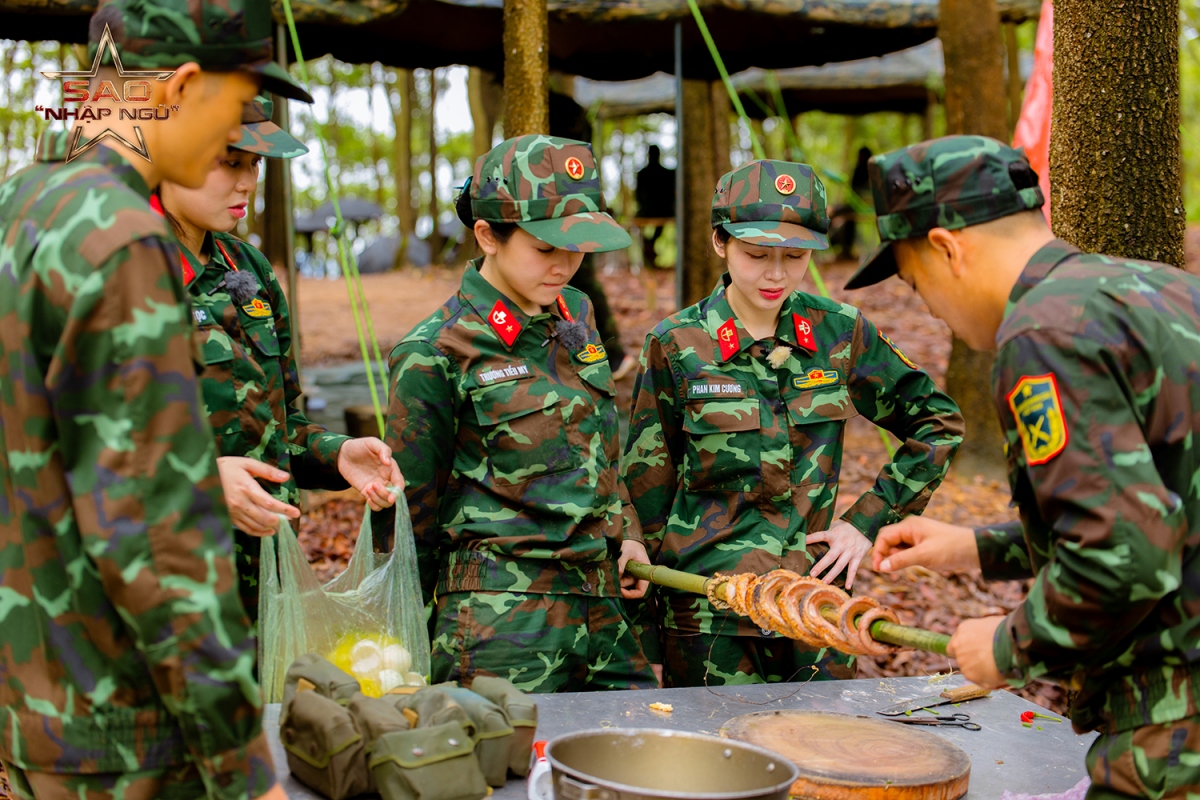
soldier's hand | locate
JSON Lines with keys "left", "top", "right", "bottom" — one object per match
{"left": 872, "top": 517, "right": 980, "bottom": 575}
{"left": 946, "top": 616, "right": 1007, "bottom": 689}
{"left": 337, "top": 437, "right": 405, "bottom": 511}
{"left": 253, "top": 784, "right": 289, "bottom": 800}
{"left": 618, "top": 539, "right": 651, "bottom": 599}
{"left": 807, "top": 521, "right": 872, "bottom": 590}
{"left": 216, "top": 457, "right": 299, "bottom": 536}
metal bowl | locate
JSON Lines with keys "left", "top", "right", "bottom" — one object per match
{"left": 546, "top": 728, "right": 799, "bottom": 800}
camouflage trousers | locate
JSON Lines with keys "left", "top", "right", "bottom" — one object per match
{"left": 662, "top": 630, "right": 856, "bottom": 687}
{"left": 1086, "top": 713, "right": 1200, "bottom": 799}
{"left": 0, "top": 759, "right": 207, "bottom": 800}
{"left": 431, "top": 591, "right": 656, "bottom": 693}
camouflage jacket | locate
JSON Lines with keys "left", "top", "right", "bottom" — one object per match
{"left": 0, "top": 143, "right": 273, "bottom": 797}
{"left": 184, "top": 231, "right": 348, "bottom": 504}
{"left": 625, "top": 277, "right": 963, "bottom": 638}
{"left": 974, "top": 240, "right": 1200, "bottom": 734}
{"left": 379, "top": 262, "right": 641, "bottom": 603}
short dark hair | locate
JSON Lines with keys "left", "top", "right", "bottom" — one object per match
{"left": 455, "top": 188, "right": 517, "bottom": 244}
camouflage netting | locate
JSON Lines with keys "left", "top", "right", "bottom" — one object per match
{"left": 2, "top": 0, "right": 1039, "bottom": 79}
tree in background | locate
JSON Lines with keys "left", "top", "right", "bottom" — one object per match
{"left": 938, "top": 0, "right": 1011, "bottom": 479}
{"left": 503, "top": 0, "right": 549, "bottom": 136}
{"left": 1053, "top": 0, "right": 1184, "bottom": 266}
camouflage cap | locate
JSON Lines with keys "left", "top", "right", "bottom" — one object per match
{"left": 88, "top": 0, "right": 313, "bottom": 104}
{"left": 845, "top": 135, "right": 1044, "bottom": 290}
{"left": 471, "top": 135, "right": 632, "bottom": 253}
{"left": 711, "top": 160, "right": 830, "bottom": 250}
{"left": 234, "top": 95, "right": 308, "bottom": 158}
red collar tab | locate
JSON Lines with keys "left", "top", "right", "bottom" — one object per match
{"left": 214, "top": 240, "right": 239, "bottom": 272}
{"left": 149, "top": 194, "right": 165, "bottom": 216}
{"left": 717, "top": 318, "right": 740, "bottom": 362}
{"left": 488, "top": 299, "right": 522, "bottom": 347}
{"left": 793, "top": 313, "right": 817, "bottom": 353}
{"left": 555, "top": 294, "right": 574, "bottom": 322}
{"left": 178, "top": 253, "right": 195, "bottom": 286}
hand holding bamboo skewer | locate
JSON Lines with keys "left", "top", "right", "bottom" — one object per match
{"left": 624, "top": 562, "right": 951, "bottom": 656}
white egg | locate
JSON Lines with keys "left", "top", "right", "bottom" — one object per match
{"left": 382, "top": 644, "right": 412, "bottom": 673}
{"left": 350, "top": 652, "right": 381, "bottom": 676}
{"left": 350, "top": 639, "right": 382, "bottom": 663}
{"left": 378, "top": 669, "right": 404, "bottom": 692}
{"left": 404, "top": 671, "right": 426, "bottom": 687}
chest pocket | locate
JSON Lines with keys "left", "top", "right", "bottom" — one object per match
{"left": 787, "top": 384, "right": 857, "bottom": 486}
{"left": 469, "top": 379, "right": 576, "bottom": 486}
{"left": 239, "top": 313, "right": 282, "bottom": 358}
{"left": 682, "top": 397, "right": 762, "bottom": 494}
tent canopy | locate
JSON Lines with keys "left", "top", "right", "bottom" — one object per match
{"left": 569, "top": 39, "right": 1034, "bottom": 118}
{"left": 2, "top": 0, "right": 1038, "bottom": 80}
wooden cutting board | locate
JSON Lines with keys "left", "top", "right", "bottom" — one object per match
{"left": 721, "top": 710, "right": 970, "bottom": 800}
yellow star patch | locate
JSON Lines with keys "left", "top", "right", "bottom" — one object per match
{"left": 1006, "top": 374, "right": 1069, "bottom": 465}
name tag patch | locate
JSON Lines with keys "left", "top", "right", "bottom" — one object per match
{"left": 477, "top": 362, "right": 532, "bottom": 385}
{"left": 193, "top": 308, "right": 212, "bottom": 325}
{"left": 689, "top": 382, "right": 746, "bottom": 399}
{"left": 241, "top": 298, "right": 273, "bottom": 318}
{"left": 793, "top": 369, "right": 839, "bottom": 390}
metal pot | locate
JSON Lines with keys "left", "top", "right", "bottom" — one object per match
{"left": 545, "top": 728, "right": 798, "bottom": 800}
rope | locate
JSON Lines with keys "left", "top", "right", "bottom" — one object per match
{"left": 687, "top": 3, "right": 897, "bottom": 458}
{"left": 278, "top": 0, "right": 388, "bottom": 438}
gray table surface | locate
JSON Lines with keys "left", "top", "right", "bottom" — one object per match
{"left": 265, "top": 676, "right": 1095, "bottom": 799}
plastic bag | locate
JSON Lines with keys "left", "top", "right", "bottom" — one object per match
{"left": 258, "top": 489, "right": 430, "bottom": 702}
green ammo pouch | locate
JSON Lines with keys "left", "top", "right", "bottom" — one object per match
{"left": 280, "top": 689, "right": 372, "bottom": 800}
{"left": 396, "top": 686, "right": 477, "bottom": 738}
{"left": 282, "top": 653, "right": 361, "bottom": 722}
{"left": 349, "top": 692, "right": 412, "bottom": 740}
{"left": 369, "top": 720, "right": 489, "bottom": 800}
{"left": 469, "top": 676, "right": 538, "bottom": 777}
{"left": 440, "top": 686, "right": 514, "bottom": 787}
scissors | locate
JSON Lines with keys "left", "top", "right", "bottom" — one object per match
{"left": 886, "top": 713, "right": 981, "bottom": 731}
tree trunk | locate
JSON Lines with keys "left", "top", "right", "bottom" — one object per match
{"left": 939, "top": 0, "right": 1010, "bottom": 479}
{"left": 681, "top": 79, "right": 724, "bottom": 307}
{"left": 468, "top": 68, "right": 491, "bottom": 160}
{"left": 369, "top": 64, "right": 387, "bottom": 212}
{"left": 1050, "top": 0, "right": 1183, "bottom": 267}
{"left": 502, "top": 0, "right": 549, "bottom": 137}
{"left": 1004, "top": 22, "right": 1023, "bottom": 138}
{"left": 389, "top": 68, "right": 415, "bottom": 269}
{"left": 427, "top": 69, "right": 444, "bottom": 264}
{"left": 711, "top": 82, "right": 730, "bottom": 179}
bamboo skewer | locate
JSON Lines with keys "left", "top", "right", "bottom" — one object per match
{"left": 625, "top": 562, "right": 950, "bottom": 655}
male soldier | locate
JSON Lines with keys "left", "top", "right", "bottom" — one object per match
{"left": 0, "top": 0, "right": 311, "bottom": 796}
{"left": 850, "top": 135, "right": 1200, "bottom": 799}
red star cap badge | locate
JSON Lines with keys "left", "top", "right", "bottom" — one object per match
{"left": 793, "top": 313, "right": 817, "bottom": 353}
{"left": 488, "top": 300, "right": 521, "bottom": 347}
{"left": 775, "top": 173, "right": 796, "bottom": 195}
{"left": 717, "top": 318, "right": 740, "bottom": 361}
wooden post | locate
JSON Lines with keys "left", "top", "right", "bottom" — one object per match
{"left": 390, "top": 68, "right": 415, "bottom": 269}
{"left": 681, "top": 78, "right": 723, "bottom": 307}
{"left": 502, "top": 0, "right": 549, "bottom": 136}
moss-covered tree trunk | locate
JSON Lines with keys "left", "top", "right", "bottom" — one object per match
{"left": 502, "top": 0, "right": 549, "bottom": 137}
{"left": 1051, "top": 0, "right": 1183, "bottom": 267}
{"left": 939, "top": 0, "right": 1009, "bottom": 478}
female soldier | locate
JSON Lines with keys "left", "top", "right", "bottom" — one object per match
{"left": 156, "top": 95, "right": 402, "bottom": 620}
{"left": 380, "top": 135, "right": 656, "bottom": 692}
{"left": 624, "top": 159, "right": 964, "bottom": 687}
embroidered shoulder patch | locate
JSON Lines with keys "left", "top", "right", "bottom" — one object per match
{"left": 576, "top": 343, "right": 607, "bottom": 364}
{"left": 241, "top": 298, "right": 272, "bottom": 318}
{"left": 880, "top": 330, "right": 918, "bottom": 369}
{"left": 1006, "top": 374, "right": 1069, "bottom": 466}
{"left": 793, "top": 369, "right": 839, "bottom": 390}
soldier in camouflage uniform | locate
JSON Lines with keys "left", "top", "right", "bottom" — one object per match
{"left": 155, "top": 95, "right": 403, "bottom": 621}
{"left": 624, "top": 160, "right": 964, "bottom": 687}
{"left": 0, "top": 0, "right": 312, "bottom": 796}
{"left": 862, "top": 135, "right": 1200, "bottom": 800}
{"left": 377, "top": 135, "right": 656, "bottom": 692}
